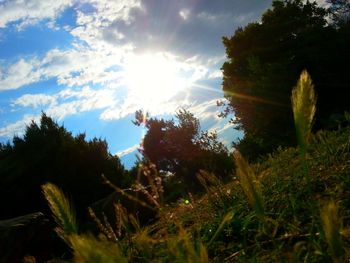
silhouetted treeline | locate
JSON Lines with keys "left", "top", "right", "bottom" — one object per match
{"left": 0, "top": 112, "right": 234, "bottom": 222}
{"left": 222, "top": 0, "right": 350, "bottom": 160}
{"left": 0, "top": 114, "right": 130, "bottom": 220}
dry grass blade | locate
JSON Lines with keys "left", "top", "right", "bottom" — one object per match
{"left": 88, "top": 207, "right": 117, "bottom": 241}
{"left": 42, "top": 182, "right": 77, "bottom": 236}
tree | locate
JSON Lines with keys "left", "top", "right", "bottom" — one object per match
{"left": 0, "top": 113, "right": 128, "bottom": 220}
{"left": 133, "top": 110, "right": 234, "bottom": 198}
{"left": 222, "top": 0, "right": 350, "bottom": 160}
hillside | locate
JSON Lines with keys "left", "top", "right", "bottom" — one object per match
{"left": 34, "top": 121, "right": 350, "bottom": 262}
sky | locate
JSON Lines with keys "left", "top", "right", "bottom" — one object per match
{"left": 0, "top": 0, "right": 275, "bottom": 168}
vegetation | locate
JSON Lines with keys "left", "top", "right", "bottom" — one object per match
{"left": 132, "top": 109, "right": 234, "bottom": 200}
{"left": 36, "top": 71, "right": 350, "bottom": 263}
{"left": 221, "top": 0, "right": 350, "bottom": 160}
{"left": 0, "top": 114, "right": 129, "bottom": 221}
{"left": 1, "top": 0, "right": 350, "bottom": 262}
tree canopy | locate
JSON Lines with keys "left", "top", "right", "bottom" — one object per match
{"left": 221, "top": 0, "right": 350, "bottom": 160}
{"left": 133, "top": 110, "right": 234, "bottom": 199}
{"left": 0, "top": 113, "right": 128, "bottom": 220}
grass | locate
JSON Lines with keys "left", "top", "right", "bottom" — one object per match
{"left": 39, "top": 72, "right": 350, "bottom": 262}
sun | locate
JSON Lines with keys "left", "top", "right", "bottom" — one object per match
{"left": 123, "top": 53, "right": 189, "bottom": 112}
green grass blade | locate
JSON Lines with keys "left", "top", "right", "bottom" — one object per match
{"left": 208, "top": 210, "right": 234, "bottom": 246}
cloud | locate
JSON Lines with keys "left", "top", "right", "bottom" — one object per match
{"left": 0, "top": 59, "right": 41, "bottom": 91}
{"left": 69, "top": 0, "right": 272, "bottom": 60}
{"left": 12, "top": 94, "right": 56, "bottom": 108}
{"left": 0, "top": 0, "right": 73, "bottom": 29}
{"left": 0, "top": 114, "right": 39, "bottom": 137}
{"left": 116, "top": 144, "right": 139, "bottom": 157}
{"left": 0, "top": 0, "right": 271, "bottom": 92}
{"left": 46, "top": 87, "right": 116, "bottom": 120}
{"left": 179, "top": 9, "right": 191, "bottom": 20}
{"left": 0, "top": 46, "right": 127, "bottom": 91}
{"left": 11, "top": 85, "right": 116, "bottom": 121}
{"left": 0, "top": 0, "right": 272, "bottom": 145}
{"left": 313, "top": 0, "right": 330, "bottom": 8}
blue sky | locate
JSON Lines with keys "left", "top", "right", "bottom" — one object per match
{"left": 0, "top": 0, "right": 275, "bottom": 168}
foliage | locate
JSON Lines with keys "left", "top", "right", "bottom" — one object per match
{"left": 34, "top": 70, "right": 350, "bottom": 262}
{"left": 222, "top": 0, "right": 350, "bottom": 160}
{"left": 40, "top": 125, "right": 350, "bottom": 262}
{"left": 0, "top": 113, "right": 128, "bottom": 220}
{"left": 133, "top": 109, "right": 234, "bottom": 198}
{"left": 234, "top": 151, "right": 264, "bottom": 218}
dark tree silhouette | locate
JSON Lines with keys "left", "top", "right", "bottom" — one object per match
{"left": 222, "top": 0, "right": 350, "bottom": 160}
{"left": 0, "top": 113, "right": 128, "bottom": 220}
{"left": 133, "top": 110, "right": 234, "bottom": 198}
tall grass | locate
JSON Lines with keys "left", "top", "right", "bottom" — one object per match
{"left": 320, "top": 201, "right": 345, "bottom": 262}
{"left": 234, "top": 151, "right": 264, "bottom": 218}
{"left": 42, "top": 183, "right": 78, "bottom": 237}
{"left": 42, "top": 182, "right": 127, "bottom": 262}
{"left": 291, "top": 70, "right": 316, "bottom": 156}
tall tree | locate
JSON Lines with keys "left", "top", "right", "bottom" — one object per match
{"left": 222, "top": 0, "right": 350, "bottom": 160}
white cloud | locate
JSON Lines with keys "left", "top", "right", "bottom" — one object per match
{"left": 0, "top": 46, "right": 128, "bottom": 91}
{"left": 116, "top": 144, "right": 139, "bottom": 157}
{"left": 197, "top": 12, "right": 218, "bottom": 22}
{"left": 179, "top": 9, "right": 190, "bottom": 20}
{"left": 187, "top": 99, "right": 220, "bottom": 120}
{"left": 0, "top": 59, "right": 41, "bottom": 91}
{"left": 0, "top": 0, "right": 73, "bottom": 29}
{"left": 208, "top": 69, "right": 222, "bottom": 79}
{"left": 11, "top": 86, "right": 116, "bottom": 122}
{"left": 313, "top": 0, "right": 330, "bottom": 8}
{"left": 100, "top": 97, "right": 191, "bottom": 121}
{"left": 46, "top": 87, "right": 116, "bottom": 120}
{"left": 0, "top": 114, "right": 39, "bottom": 137}
{"left": 70, "top": 0, "right": 141, "bottom": 50}
{"left": 12, "top": 94, "right": 56, "bottom": 108}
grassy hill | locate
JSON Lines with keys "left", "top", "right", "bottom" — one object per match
{"left": 40, "top": 122, "right": 350, "bottom": 262}
{"left": 39, "top": 72, "right": 350, "bottom": 262}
